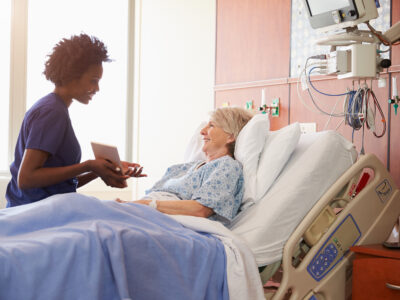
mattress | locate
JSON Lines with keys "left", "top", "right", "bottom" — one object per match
{"left": 230, "top": 130, "right": 358, "bottom": 266}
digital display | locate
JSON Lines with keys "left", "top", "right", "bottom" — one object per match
{"left": 307, "top": 0, "right": 350, "bottom": 16}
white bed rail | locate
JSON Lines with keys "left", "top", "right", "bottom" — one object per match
{"left": 273, "top": 153, "right": 400, "bottom": 300}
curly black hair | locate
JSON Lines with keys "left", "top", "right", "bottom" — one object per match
{"left": 43, "top": 33, "right": 111, "bottom": 86}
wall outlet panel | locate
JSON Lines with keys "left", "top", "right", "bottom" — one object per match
{"left": 300, "top": 122, "right": 317, "bottom": 134}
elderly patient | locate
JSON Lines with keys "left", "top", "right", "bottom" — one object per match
{"left": 117, "top": 107, "right": 253, "bottom": 225}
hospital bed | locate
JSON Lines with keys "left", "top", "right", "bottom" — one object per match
{"left": 229, "top": 128, "right": 400, "bottom": 300}
{"left": 1, "top": 125, "right": 399, "bottom": 300}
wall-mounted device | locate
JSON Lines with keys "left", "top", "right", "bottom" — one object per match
{"left": 303, "top": 0, "right": 378, "bottom": 32}
{"left": 302, "top": 0, "right": 400, "bottom": 80}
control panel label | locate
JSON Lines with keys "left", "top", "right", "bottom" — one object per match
{"left": 375, "top": 179, "right": 392, "bottom": 203}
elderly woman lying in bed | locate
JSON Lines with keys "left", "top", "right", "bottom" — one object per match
{"left": 117, "top": 107, "right": 254, "bottom": 225}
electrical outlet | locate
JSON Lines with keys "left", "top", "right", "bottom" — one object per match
{"left": 378, "top": 78, "right": 386, "bottom": 88}
{"left": 300, "top": 123, "right": 317, "bottom": 134}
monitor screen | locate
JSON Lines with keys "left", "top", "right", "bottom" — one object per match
{"left": 307, "top": 0, "right": 350, "bottom": 16}
{"left": 303, "top": 0, "right": 378, "bottom": 31}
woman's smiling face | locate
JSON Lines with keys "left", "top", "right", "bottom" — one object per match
{"left": 70, "top": 64, "right": 103, "bottom": 104}
{"left": 200, "top": 121, "right": 234, "bottom": 159}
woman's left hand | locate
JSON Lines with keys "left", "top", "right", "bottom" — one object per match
{"left": 121, "top": 161, "right": 147, "bottom": 178}
{"left": 115, "top": 198, "right": 150, "bottom": 205}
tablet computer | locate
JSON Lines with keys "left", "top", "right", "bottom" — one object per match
{"left": 91, "top": 141, "right": 123, "bottom": 172}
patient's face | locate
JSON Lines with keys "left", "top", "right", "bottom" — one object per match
{"left": 200, "top": 121, "right": 233, "bottom": 157}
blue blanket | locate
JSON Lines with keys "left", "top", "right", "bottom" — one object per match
{"left": 0, "top": 193, "right": 229, "bottom": 300}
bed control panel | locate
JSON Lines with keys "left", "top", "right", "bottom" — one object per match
{"left": 307, "top": 214, "right": 361, "bottom": 282}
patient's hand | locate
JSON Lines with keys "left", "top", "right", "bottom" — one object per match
{"left": 115, "top": 198, "right": 150, "bottom": 205}
{"left": 115, "top": 198, "right": 129, "bottom": 203}
{"left": 121, "top": 161, "right": 147, "bottom": 178}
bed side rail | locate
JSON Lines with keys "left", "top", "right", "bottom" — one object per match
{"left": 273, "top": 153, "right": 400, "bottom": 300}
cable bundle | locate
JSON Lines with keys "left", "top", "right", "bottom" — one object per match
{"left": 345, "top": 89, "right": 365, "bottom": 131}
{"left": 298, "top": 56, "right": 386, "bottom": 154}
{"left": 343, "top": 86, "right": 386, "bottom": 138}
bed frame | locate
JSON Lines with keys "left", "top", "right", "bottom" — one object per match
{"left": 268, "top": 153, "right": 400, "bottom": 300}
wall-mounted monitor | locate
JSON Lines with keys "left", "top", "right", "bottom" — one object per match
{"left": 302, "top": 0, "right": 378, "bottom": 31}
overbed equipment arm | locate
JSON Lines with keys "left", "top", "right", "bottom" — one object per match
{"left": 274, "top": 154, "right": 400, "bottom": 300}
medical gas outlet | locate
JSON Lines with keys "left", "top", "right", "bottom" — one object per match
{"left": 259, "top": 100, "right": 279, "bottom": 117}
{"left": 259, "top": 89, "right": 280, "bottom": 117}
{"left": 389, "top": 77, "right": 399, "bottom": 115}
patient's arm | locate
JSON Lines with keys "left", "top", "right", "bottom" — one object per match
{"left": 116, "top": 199, "right": 214, "bottom": 218}
{"left": 154, "top": 200, "right": 214, "bottom": 218}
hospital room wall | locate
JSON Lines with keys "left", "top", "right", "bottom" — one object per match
{"left": 214, "top": 0, "right": 291, "bottom": 132}
{"left": 215, "top": 0, "right": 400, "bottom": 187}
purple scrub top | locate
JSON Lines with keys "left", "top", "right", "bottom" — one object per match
{"left": 6, "top": 93, "right": 81, "bottom": 207}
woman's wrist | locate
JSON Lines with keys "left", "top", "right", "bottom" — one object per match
{"left": 148, "top": 199, "right": 158, "bottom": 209}
{"left": 82, "top": 160, "right": 93, "bottom": 173}
{"left": 76, "top": 171, "right": 98, "bottom": 188}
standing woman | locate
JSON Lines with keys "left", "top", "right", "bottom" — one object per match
{"left": 6, "top": 34, "right": 143, "bottom": 207}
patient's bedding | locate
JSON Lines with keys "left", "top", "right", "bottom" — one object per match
{"left": 0, "top": 193, "right": 234, "bottom": 300}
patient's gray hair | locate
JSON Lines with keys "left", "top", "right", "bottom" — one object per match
{"left": 210, "top": 107, "right": 254, "bottom": 156}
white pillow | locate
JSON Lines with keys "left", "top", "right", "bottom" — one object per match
{"left": 234, "top": 114, "right": 270, "bottom": 208}
{"left": 183, "top": 121, "right": 207, "bottom": 162}
{"left": 256, "top": 122, "right": 301, "bottom": 200}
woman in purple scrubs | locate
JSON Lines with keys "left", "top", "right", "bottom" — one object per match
{"left": 6, "top": 34, "right": 144, "bottom": 207}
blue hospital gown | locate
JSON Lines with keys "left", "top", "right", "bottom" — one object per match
{"left": 146, "top": 155, "right": 244, "bottom": 223}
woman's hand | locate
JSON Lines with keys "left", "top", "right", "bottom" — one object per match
{"left": 115, "top": 198, "right": 150, "bottom": 205}
{"left": 121, "top": 161, "right": 147, "bottom": 178}
{"left": 89, "top": 159, "right": 129, "bottom": 188}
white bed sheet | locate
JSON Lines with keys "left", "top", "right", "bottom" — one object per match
{"left": 170, "top": 215, "right": 265, "bottom": 300}
{"left": 229, "top": 131, "right": 357, "bottom": 266}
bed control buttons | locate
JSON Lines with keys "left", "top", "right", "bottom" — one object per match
{"left": 326, "top": 243, "right": 338, "bottom": 258}
{"left": 307, "top": 214, "right": 361, "bottom": 282}
{"left": 308, "top": 243, "right": 339, "bottom": 280}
